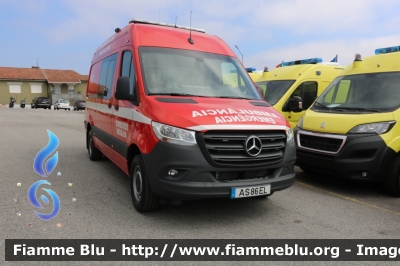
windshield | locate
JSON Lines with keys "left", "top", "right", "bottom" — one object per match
{"left": 60, "top": 100, "right": 69, "bottom": 103}
{"left": 139, "top": 47, "right": 262, "bottom": 100}
{"left": 313, "top": 72, "right": 400, "bottom": 113}
{"left": 255, "top": 80, "right": 295, "bottom": 105}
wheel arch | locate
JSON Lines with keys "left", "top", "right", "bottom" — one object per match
{"left": 128, "top": 144, "right": 141, "bottom": 175}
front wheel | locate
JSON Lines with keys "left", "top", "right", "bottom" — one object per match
{"left": 130, "top": 155, "right": 159, "bottom": 212}
{"left": 88, "top": 129, "right": 102, "bottom": 161}
{"left": 384, "top": 156, "right": 400, "bottom": 197}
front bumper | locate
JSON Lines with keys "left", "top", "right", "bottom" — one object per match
{"left": 294, "top": 127, "right": 396, "bottom": 182}
{"left": 142, "top": 139, "right": 296, "bottom": 200}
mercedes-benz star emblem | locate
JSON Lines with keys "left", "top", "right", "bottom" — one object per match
{"left": 245, "top": 136, "right": 262, "bottom": 156}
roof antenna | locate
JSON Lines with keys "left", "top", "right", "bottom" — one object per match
{"left": 187, "top": 11, "right": 194, "bottom": 44}
{"left": 175, "top": 16, "right": 177, "bottom": 28}
{"left": 33, "top": 58, "right": 40, "bottom": 67}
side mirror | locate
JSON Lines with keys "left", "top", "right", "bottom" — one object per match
{"left": 288, "top": 96, "right": 303, "bottom": 113}
{"left": 115, "top": 76, "right": 135, "bottom": 101}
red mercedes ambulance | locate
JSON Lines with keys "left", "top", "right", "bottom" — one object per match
{"left": 84, "top": 19, "right": 296, "bottom": 212}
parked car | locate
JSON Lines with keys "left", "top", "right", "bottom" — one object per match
{"left": 31, "top": 97, "right": 51, "bottom": 109}
{"left": 54, "top": 99, "right": 71, "bottom": 110}
{"left": 73, "top": 100, "right": 86, "bottom": 111}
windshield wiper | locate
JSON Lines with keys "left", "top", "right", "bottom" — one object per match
{"left": 148, "top": 93, "right": 210, "bottom": 97}
{"left": 313, "top": 102, "right": 330, "bottom": 109}
{"left": 331, "top": 107, "right": 381, "bottom": 113}
{"left": 215, "top": 96, "right": 255, "bottom": 100}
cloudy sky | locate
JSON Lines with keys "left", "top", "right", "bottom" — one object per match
{"left": 1, "top": 0, "right": 400, "bottom": 74}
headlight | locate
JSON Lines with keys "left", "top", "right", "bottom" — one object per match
{"left": 152, "top": 122, "right": 196, "bottom": 146}
{"left": 349, "top": 122, "right": 395, "bottom": 135}
{"left": 286, "top": 128, "right": 294, "bottom": 143}
{"left": 297, "top": 116, "right": 303, "bottom": 129}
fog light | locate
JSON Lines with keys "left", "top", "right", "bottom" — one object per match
{"left": 168, "top": 169, "right": 178, "bottom": 176}
{"left": 361, "top": 172, "right": 368, "bottom": 177}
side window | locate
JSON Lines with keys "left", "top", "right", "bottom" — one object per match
{"left": 289, "top": 82, "right": 318, "bottom": 109}
{"left": 120, "top": 50, "right": 135, "bottom": 95}
{"left": 303, "top": 82, "right": 318, "bottom": 109}
{"left": 333, "top": 80, "right": 350, "bottom": 103}
{"left": 323, "top": 80, "right": 351, "bottom": 104}
{"left": 222, "top": 63, "right": 238, "bottom": 87}
{"left": 98, "top": 53, "right": 118, "bottom": 100}
{"left": 257, "top": 83, "right": 267, "bottom": 98}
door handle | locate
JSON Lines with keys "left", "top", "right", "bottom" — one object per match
{"left": 107, "top": 103, "right": 112, "bottom": 108}
{"left": 114, "top": 105, "right": 119, "bottom": 111}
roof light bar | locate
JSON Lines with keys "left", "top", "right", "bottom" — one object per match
{"left": 280, "top": 57, "right": 322, "bottom": 67}
{"left": 129, "top": 18, "right": 205, "bottom": 33}
{"left": 375, "top": 46, "right": 400, "bottom": 55}
{"left": 246, "top": 67, "right": 256, "bottom": 73}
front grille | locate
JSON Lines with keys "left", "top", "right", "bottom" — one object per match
{"left": 198, "top": 130, "right": 286, "bottom": 166}
{"left": 298, "top": 133, "right": 344, "bottom": 153}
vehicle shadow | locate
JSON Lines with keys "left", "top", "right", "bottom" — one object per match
{"left": 294, "top": 166, "right": 391, "bottom": 199}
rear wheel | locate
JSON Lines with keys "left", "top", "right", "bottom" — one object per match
{"left": 384, "top": 156, "right": 400, "bottom": 197}
{"left": 130, "top": 155, "right": 159, "bottom": 212}
{"left": 88, "top": 129, "right": 102, "bottom": 161}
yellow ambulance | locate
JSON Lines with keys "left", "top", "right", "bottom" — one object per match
{"left": 294, "top": 46, "right": 400, "bottom": 196}
{"left": 252, "top": 58, "right": 345, "bottom": 128}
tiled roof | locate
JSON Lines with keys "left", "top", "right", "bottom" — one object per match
{"left": 0, "top": 67, "right": 46, "bottom": 80}
{"left": 0, "top": 67, "right": 87, "bottom": 83}
{"left": 43, "top": 69, "right": 83, "bottom": 83}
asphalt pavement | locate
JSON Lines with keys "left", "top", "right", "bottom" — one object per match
{"left": 1, "top": 108, "right": 400, "bottom": 266}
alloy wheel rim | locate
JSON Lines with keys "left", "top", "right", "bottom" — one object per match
{"left": 89, "top": 136, "right": 93, "bottom": 156}
{"left": 133, "top": 165, "right": 143, "bottom": 201}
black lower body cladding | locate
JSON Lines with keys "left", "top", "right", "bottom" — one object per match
{"left": 294, "top": 127, "right": 397, "bottom": 182}
{"left": 142, "top": 139, "right": 296, "bottom": 200}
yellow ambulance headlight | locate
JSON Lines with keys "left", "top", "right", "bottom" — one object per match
{"left": 348, "top": 122, "right": 395, "bottom": 135}
{"left": 297, "top": 116, "right": 303, "bottom": 129}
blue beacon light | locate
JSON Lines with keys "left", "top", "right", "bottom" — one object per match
{"left": 375, "top": 46, "right": 400, "bottom": 55}
{"left": 280, "top": 58, "right": 322, "bottom": 67}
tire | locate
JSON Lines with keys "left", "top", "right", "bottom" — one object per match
{"left": 384, "top": 156, "right": 400, "bottom": 197}
{"left": 130, "top": 155, "right": 159, "bottom": 212}
{"left": 88, "top": 129, "right": 102, "bottom": 161}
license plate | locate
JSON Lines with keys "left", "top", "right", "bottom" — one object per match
{"left": 231, "top": 185, "right": 271, "bottom": 199}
